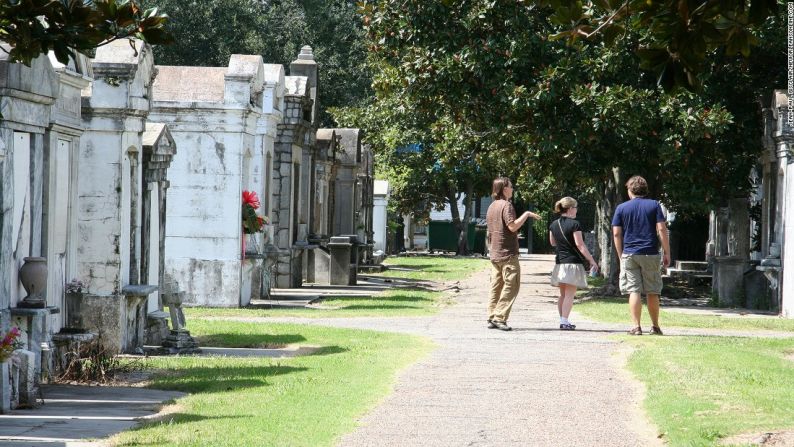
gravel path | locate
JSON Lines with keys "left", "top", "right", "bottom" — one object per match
{"left": 224, "top": 254, "right": 665, "bottom": 446}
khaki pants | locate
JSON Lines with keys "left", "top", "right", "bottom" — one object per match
{"left": 488, "top": 255, "right": 521, "bottom": 323}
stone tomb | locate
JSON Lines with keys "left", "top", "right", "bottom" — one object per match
{"left": 77, "top": 39, "right": 160, "bottom": 353}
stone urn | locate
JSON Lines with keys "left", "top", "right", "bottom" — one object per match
{"left": 18, "top": 257, "right": 47, "bottom": 308}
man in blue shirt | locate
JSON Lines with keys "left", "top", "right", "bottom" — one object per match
{"left": 612, "top": 176, "right": 671, "bottom": 336}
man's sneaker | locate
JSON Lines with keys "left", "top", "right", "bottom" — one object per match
{"left": 487, "top": 320, "right": 497, "bottom": 329}
{"left": 559, "top": 323, "right": 576, "bottom": 331}
{"left": 492, "top": 321, "right": 512, "bottom": 331}
{"left": 649, "top": 326, "right": 663, "bottom": 335}
{"left": 628, "top": 326, "right": 643, "bottom": 335}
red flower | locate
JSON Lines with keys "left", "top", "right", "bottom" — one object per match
{"left": 242, "top": 190, "right": 260, "bottom": 210}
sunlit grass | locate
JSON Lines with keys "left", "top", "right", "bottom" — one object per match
{"left": 113, "top": 319, "right": 433, "bottom": 447}
{"left": 575, "top": 297, "right": 794, "bottom": 332}
{"left": 373, "top": 255, "right": 489, "bottom": 281}
{"left": 185, "top": 289, "right": 447, "bottom": 319}
{"left": 624, "top": 336, "right": 794, "bottom": 446}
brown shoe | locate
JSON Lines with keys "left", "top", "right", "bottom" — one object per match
{"left": 649, "top": 326, "right": 663, "bottom": 335}
{"left": 628, "top": 327, "right": 642, "bottom": 335}
{"left": 493, "top": 321, "right": 512, "bottom": 331}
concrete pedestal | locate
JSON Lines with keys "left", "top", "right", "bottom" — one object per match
{"left": 1, "top": 361, "right": 9, "bottom": 414}
{"left": 712, "top": 256, "right": 748, "bottom": 306}
{"left": 329, "top": 236, "right": 354, "bottom": 285}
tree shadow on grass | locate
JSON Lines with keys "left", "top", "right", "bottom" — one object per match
{"left": 381, "top": 264, "right": 437, "bottom": 270}
{"left": 322, "top": 294, "right": 433, "bottom": 304}
{"left": 148, "top": 364, "right": 308, "bottom": 394}
{"left": 129, "top": 413, "right": 249, "bottom": 435}
{"left": 335, "top": 304, "right": 425, "bottom": 311}
{"left": 307, "top": 345, "right": 348, "bottom": 356}
{"left": 193, "top": 333, "right": 306, "bottom": 348}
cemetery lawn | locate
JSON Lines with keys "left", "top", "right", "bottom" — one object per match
{"left": 112, "top": 319, "right": 432, "bottom": 447}
{"left": 624, "top": 336, "right": 794, "bottom": 446}
{"left": 185, "top": 289, "right": 449, "bottom": 318}
{"left": 373, "top": 255, "right": 489, "bottom": 281}
{"left": 575, "top": 297, "right": 794, "bottom": 332}
{"left": 184, "top": 256, "right": 487, "bottom": 319}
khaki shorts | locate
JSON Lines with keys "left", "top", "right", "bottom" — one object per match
{"left": 619, "top": 254, "right": 663, "bottom": 295}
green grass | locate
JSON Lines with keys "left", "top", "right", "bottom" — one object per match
{"left": 183, "top": 256, "right": 487, "bottom": 319}
{"left": 184, "top": 289, "right": 448, "bottom": 319}
{"left": 374, "top": 255, "right": 489, "bottom": 281}
{"left": 624, "top": 336, "right": 794, "bottom": 446}
{"left": 575, "top": 297, "right": 794, "bottom": 332}
{"left": 113, "top": 319, "right": 433, "bottom": 447}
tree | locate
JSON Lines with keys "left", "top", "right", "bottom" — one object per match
{"left": 350, "top": 0, "right": 782, "bottom": 285}
{"left": 0, "top": 0, "right": 172, "bottom": 66}
{"left": 539, "top": 0, "right": 780, "bottom": 91}
{"left": 141, "top": 0, "right": 371, "bottom": 126}
{"left": 333, "top": 93, "right": 493, "bottom": 254}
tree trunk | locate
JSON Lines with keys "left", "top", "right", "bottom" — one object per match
{"left": 447, "top": 184, "right": 465, "bottom": 255}
{"left": 595, "top": 167, "right": 626, "bottom": 295}
{"left": 456, "top": 180, "right": 474, "bottom": 255}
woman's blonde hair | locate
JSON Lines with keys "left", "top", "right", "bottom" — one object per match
{"left": 554, "top": 197, "right": 577, "bottom": 213}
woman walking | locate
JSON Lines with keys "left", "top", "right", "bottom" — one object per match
{"left": 549, "top": 197, "right": 597, "bottom": 330}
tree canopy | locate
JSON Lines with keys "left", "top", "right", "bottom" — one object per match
{"left": 0, "top": 0, "right": 172, "bottom": 66}
{"left": 539, "top": 0, "right": 780, "bottom": 91}
{"left": 140, "top": 0, "right": 371, "bottom": 126}
{"left": 342, "top": 0, "right": 783, "bottom": 218}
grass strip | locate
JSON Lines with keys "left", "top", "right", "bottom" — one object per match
{"left": 184, "top": 256, "right": 487, "bottom": 319}
{"left": 113, "top": 319, "right": 433, "bottom": 447}
{"left": 576, "top": 297, "right": 794, "bottom": 332}
{"left": 624, "top": 336, "right": 794, "bottom": 446}
{"left": 184, "top": 289, "right": 448, "bottom": 319}
{"left": 374, "top": 256, "right": 489, "bottom": 281}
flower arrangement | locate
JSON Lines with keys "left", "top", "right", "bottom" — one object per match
{"left": 242, "top": 190, "right": 268, "bottom": 234}
{"left": 65, "top": 278, "right": 86, "bottom": 294}
{"left": 0, "top": 327, "right": 22, "bottom": 362}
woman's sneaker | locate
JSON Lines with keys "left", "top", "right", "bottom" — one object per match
{"left": 559, "top": 323, "right": 576, "bottom": 331}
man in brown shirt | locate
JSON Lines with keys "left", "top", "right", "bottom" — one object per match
{"left": 486, "top": 177, "right": 541, "bottom": 330}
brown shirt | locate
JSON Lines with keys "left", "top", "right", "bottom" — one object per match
{"left": 486, "top": 199, "right": 518, "bottom": 262}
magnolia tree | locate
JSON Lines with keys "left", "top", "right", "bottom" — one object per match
{"left": 0, "top": 0, "right": 172, "bottom": 66}
{"left": 344, "top": 0, "right": 783, "bottom": 285}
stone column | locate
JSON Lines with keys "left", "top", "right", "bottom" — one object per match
{"left": 727, "top": 198, "right": 750, "bottom": 258}
{"left": 776, "top": 133, "right": 794, "bottom": 316}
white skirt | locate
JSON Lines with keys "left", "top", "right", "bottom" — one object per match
{"left": 551, "top": 263, "right": 588, "bottom": 288}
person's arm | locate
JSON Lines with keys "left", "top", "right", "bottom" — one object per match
{"left": 656, "top": 221, "right": 671, "bottom": 267}
{"left": 573, "top": 231, "right": 597, "bottom": 270}
{"left": 507, "top": 210, "right": 541, "bottom": 233}
{"left": 549, "top": 230, "right": 556, "bottom": 247}
{"left": 612, "top": 226, "right": 623, "bottom": 258}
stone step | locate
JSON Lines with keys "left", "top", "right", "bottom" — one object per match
{"left": 687, "top": 276, "right": 712, "bottom": 287}
{"left": 675, "top": 260, "right": 708, "bottom": 271}
{"left": 667, "top": 267, "right": 711, "bottom": 278}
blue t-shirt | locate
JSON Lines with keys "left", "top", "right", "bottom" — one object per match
{"left": 611, "top": 198, "right": 665, "bottom": 255}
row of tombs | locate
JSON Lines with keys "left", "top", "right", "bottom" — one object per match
{"left": 0, "top": 40, "right": 385, "bottom": 411}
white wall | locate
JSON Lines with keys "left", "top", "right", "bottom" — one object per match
{"left": 12, "top": 132, "right": 31, "bottom": 306}
{"left": 163, "top": 129, "right": 244, "bottom": 307}
{"left": 373, "top": 180, "right": 389, "bottom": 253}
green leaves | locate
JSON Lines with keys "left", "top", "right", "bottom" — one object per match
{"left": 0, "top": 0, "right": 173, "bottom": 66}
{"left": 541, "top": 0, "right": 779, "bottom": 92}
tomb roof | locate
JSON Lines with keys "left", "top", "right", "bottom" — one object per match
{"left": 153, "top": 66, "right": 227, "bottom": 102}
